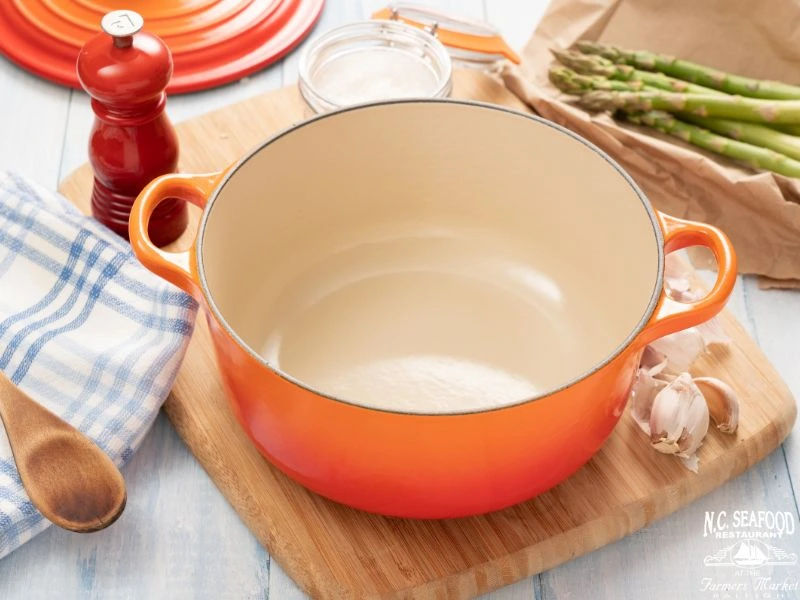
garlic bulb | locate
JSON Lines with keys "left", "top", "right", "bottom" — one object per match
{"left": 694, "top": 376, "right": 740, "bottom": 433}
{"left": 649, "top": 373, "right": 710, "bottom": 473}
{"left": 628, "top": 254, "right": 738, "bottom": 472}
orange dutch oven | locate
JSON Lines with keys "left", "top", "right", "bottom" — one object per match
{"left": 129, "top": 100, "right": 736, "bottom": 519}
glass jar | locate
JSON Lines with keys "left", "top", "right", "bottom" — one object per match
{"left": 298, "top": 20, "right": 453, "bottom": 114}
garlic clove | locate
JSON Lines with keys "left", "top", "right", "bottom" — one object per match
{"left": 665, "top": 274, "right": 698, "bottom": 303}
{"left": 662, "top": 253, "right": 730, "bottom": 349}
{"left": 641, "top": 345, "right": 668, "bottom": 376}
{"left": 694, "top": 376, "right": 740, "bottom": 434}
{"left": 665, "top": 254, "right": 702, "bottom": 303}
{"left": 649, "top": 328, "right": 706, "bottom": 374}
{"left": 630, "top": 367, "right": 668, "bottom": 435}
{"left": 649, "top": 373, "right": 710, "bottom": 465}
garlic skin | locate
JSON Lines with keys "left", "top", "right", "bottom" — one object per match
{"left": 630, "top": 346, "right": 669, "bottom": 435}
{"left": 694, "top": 376, "right": 740, "bottom": 434}
{"left": 664, "top": 254, "right": 696, "bottom": 303}
{"left": 640, "top": 346, "right": 668, "bottom": 375}
{"left": 631, "top": 368, "right": 666, "bottom": 435}
{"left": 649, "top": 328, "right": 706, "bottom": 374}
{"left": 663, "top": 253, "right": 731, "bottom": 350}
{"left": 648, "top": 373, "right": 710, "bottom": 472}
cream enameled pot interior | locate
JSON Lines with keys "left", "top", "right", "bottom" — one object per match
{"left": 199, "top": 101, "right": 661, "bottom": 414}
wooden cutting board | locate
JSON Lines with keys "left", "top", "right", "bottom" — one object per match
{"left": 59, "top": 70, "right": 797, "bottom": 600}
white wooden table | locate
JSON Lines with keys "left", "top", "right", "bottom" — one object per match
{"left": 1, "top": 1, "right": 798, "bottom": 598}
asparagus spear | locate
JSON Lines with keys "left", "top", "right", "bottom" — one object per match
{"left": 576, "top": 41, "right": 800, "bottom": 101}
{"left": 548, "top": 67, "right": 800, "bottom": 160}
{"left": 556, "top": 48, "right": 800, "bottom": 136}
{"left": 579, "top": 90, "right": 800, "bottom": 124}
{"left": 551, "top": 49, "right": 722, "bottom": 95}
{"left": 772, "top": 124, "right": 800, "bottom": 136}
{"left": 548, "top": 66, "right": 642, "bottom": 94}
{"left": 677, "top": 114, "right": 800, "bottom": 161}
{"left": 628, "top": 84, "right": 800, "bottom": 159}
{"left": 553, "top": 48, "right": 800, "bottom": 134}
{"left": 622, "top": 111, "right": 800, "bottom": 177}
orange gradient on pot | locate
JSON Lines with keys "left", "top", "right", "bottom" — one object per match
{"left": 130, "top": 101, "right": 736, "bottom": 518}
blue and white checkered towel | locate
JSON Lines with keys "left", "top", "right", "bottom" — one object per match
{"left": 0, "top": 172, "right": 197, "bottom": 558}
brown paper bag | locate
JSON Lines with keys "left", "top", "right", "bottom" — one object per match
{"left": 501, "top": 0, "right": 800, "bottom": 285}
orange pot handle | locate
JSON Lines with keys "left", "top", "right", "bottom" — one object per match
{"left": 633, "top": 212, "right": 737, "bottom": 349}
{"left": 128, "top": 172, "right": 222, "bottom": 298}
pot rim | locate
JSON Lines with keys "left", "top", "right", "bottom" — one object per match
{"left": 196, "top": 98, "right": 664, "bottom": 416}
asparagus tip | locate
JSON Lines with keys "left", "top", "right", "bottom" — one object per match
{"left": 550, "top": 47, "right": 571, "bottom": 62}
{"left": 575, "top": 40, "right": 603, "bottom": 54}
{"left": 576, "top": 40, "right": 626, "bottom": 64}
{"left": 577, "top": 90, "right": 616, "bottom": 110}
{"left": 548, "top": 65, "right": 581, "bottom": 94}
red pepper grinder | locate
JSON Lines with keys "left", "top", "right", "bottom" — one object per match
{"left": 77, "top": 10, "right": 187, "bottom": 246}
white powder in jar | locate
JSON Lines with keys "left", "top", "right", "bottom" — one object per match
{"left": 311, "top": 47, "right": 442, "bottom": 105}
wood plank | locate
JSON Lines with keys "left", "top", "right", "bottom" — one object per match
{"left": 57, "top": 92, "right": 93, "bottom": 185}
{"left": 477, "top": 578, "right": 537, "bottom": 600}
{"left": 359, "top": 0, "right": 487, "bottom": 23}
{"left": 741, "top": 277, "right": 800, "bottom": 504}
{"left": 0, "top": 415, "right": 271, "bottom": 598}
{"left": 271, "top": 561, "right": 313, "bottom": 600}
{"left": 57, "top": 72, "right": 796, "bottom": 600}
{"left": 167, "top": 64, "right": 285, "bottom": 125}
{"left": 0, "top": 59, "right": 70, "bottom": 188}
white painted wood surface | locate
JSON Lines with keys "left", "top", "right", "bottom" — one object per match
{"left": 0, "top": 1, "right": 798, "bottom": 598}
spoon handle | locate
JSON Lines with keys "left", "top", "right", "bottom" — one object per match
{"left": 0, "top": 371, "right": 127, "bottom": 532}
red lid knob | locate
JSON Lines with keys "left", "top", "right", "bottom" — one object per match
{"left": 76, "top": 10, "right": 172, "bottom": 105}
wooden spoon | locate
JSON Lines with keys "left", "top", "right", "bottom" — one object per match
{"left": 0, "top": 371, "right": 126, "bottom": 532}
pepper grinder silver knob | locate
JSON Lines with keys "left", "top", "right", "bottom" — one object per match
{"left": 100, "top": 10, "right": 144, "bottom": 49}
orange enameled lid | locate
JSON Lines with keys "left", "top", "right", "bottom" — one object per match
{"left": 0, "top": 0, "right": 325, "bottom": 94}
